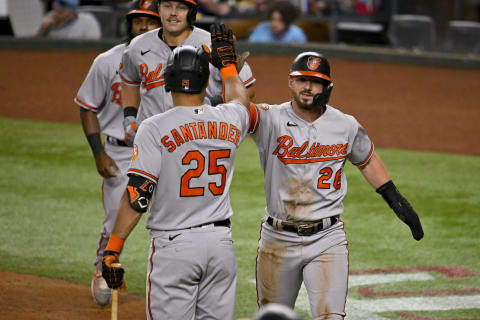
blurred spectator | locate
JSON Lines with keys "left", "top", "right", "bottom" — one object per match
{"left": 311, "top": 0, "right": 380, "bottom": 16}
{"left": 197, "top": 0, "right": 233, "bottom": 17}
{"left": 37, "top": 0, "right": 101, "bottom": 39}
{"left": 248, "top": 0, "right": 307, "bottom": 43}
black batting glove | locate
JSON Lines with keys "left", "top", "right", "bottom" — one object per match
{"left": 209, "top": 23, "right": 237, "bottom": 69}
{"left": 102, "top": 250, "right": 125, "bottom": 289}
{"left": 376, "top": 180, "right": 424, "bottom": 241}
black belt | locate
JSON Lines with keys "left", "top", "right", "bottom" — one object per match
{"left": 106, "top": 136, "right": 129, "bottom": 147}
{"left": 266, "top": 216, "right": 338, "bottom": 236}
{"left": 191, "top": 218, "right": 231, "bottom": 229}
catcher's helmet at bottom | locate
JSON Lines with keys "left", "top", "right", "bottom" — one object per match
{"left": 289, "top": 51, "right": 334, "bottom": 108}
{"left": 165, "top": 45, "right": 210, "bottom": 94}
{"left": 254, "top": 303, "right": 303, "bottom": 320}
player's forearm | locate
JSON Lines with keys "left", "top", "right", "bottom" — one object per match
{"left": 358, "top": 153, "right": 391, "bottom": 189}
{"left": 111, "top": 191, "right": 142, "bottom": 240}
{"left": 80, "top": 108, "right": 101, "bottom": 135}
{"left": 122, "top": 84, "right": 141, "bottom": 109}
{"left": 222, "top": 66, "right": 249, "bottom": 108}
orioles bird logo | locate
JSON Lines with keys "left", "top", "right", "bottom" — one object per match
{"left": 130, "top": 144, "right": 139, "bottom": 165}
{"left": 182, "top": 79, "right": 190, "bottom": 90}
{"left": 139, "top": 0, "right": 153, "bottom": 9}
{"left": 306, "top": 56, "right": 322, "bottom": 70}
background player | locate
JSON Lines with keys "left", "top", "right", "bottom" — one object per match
{"left": 101, "top": 24, "right": 251, "bottom": 319}
{"left": 74, "top": 0, "right": 161, "bottom": 306}
{"left": 120, "top": 0, "right": 256, "bottom": 146}
{"left": 248, "top": 52, "right": 424, "bottom": 319}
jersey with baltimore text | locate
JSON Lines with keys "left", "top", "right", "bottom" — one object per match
{"left": 120, "top": 27, "right": 255, "bottom": 126}
{"left": 249, "top": 103, "right": 374, "bottom": 222}
{"left": 129, "top": 103, "right": 250, "bottom": 231}
{"left": 74, "top": 43, "right": 125, "bottom": 141}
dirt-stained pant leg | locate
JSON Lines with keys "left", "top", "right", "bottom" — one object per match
{"left": 303, "top": 223, "right": 348, "bottom": 320}
{"left": 256, "top": 223, "right": 304, "bottom": 309}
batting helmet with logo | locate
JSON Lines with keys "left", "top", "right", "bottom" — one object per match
{"left": 165, "top": 45, "right": 210, "bottom": 94}
{"left": 126, "top": 0, "right": 161, "bottom": 39}
{"left": 289, "top": 51, "right": 333, "bottom": 108}
{"left": 254, "top": 303, "right": 303, "bottom": 320}
{"left": 159, "top": 0, "right": 198, "bottom": 25}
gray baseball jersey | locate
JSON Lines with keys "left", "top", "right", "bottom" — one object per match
{"left": 129, "top": 102, "right": 250, "bottom": 320}
{"left": 74, "top": 43, "right": 132, "bottom": 272}
{"left": 129, "top": 102, "right": 250, "bottom": 231}
{"left": 250, "top": 102, "right": 374, "bottom": 319}
{"left": 120, "top": 27, "right": 255, "bottom": 126}
{"left": 249, "top": 102, "right": 374, "bottom": 222}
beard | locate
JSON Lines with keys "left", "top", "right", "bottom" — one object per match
{"left": 292, "top": 90, "right": 316, "bottom": 110}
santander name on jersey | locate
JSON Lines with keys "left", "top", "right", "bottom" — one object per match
{"left": 160, "top": 120, "right": 242, "bottom": 153}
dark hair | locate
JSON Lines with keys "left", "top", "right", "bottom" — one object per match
{"left": 267, "top": 0, "right": 300, "bottom": 26}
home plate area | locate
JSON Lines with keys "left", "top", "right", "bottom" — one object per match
{"left": 257, "top": 266, "right": 480, "bottom": 319}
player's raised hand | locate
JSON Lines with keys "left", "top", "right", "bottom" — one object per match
{"left": 209, "top": 23, "right": 237, "bottom": 69}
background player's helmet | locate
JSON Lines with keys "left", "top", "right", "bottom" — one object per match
{"left": 126, "top": 0, "right": 161, "bottom": 40}
{"left": 289, "top": 51, "right": 334, "bottom": 108}
{"left": 254, "top": 303, "right": 303, "bottom": 320}
{"left": 160, "top": 0, "right": 198, "bottom": 25}
{"left": 165, "top": 45, "right": 210, "bottom": 94}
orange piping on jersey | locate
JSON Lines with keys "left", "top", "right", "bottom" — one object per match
{"left": 74, "top": 97, "right": 97, "bottom": 111}
{"left": 128, "top": 168, "right": 159, "bottom": 182}
{"left": 147, "top": 238, "right": 156, "bottom": 320}
{"left": 353, "top": 142, "right": 374, "bottom": 167}
{"left": 254, "top": 220, "right": 265, "bottom": 309}
{"left": 278, "top": 155, "right": 346, "bottom": 164}
{"left": 119, "top": 73, "right": 141, "bottom": 86}
{"left": 248, "top": 104, "right": 260, "bottom": 133}
{"left": 289, "top": 70, "right": 331, "bottom": 81}
{"left": 243, "top": 76, "right": 256, "bottom": 87}
{"left": 144, "top": 80, "right": 165, "bottom": 91}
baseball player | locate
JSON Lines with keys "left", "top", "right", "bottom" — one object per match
{"left": 74, "top": 0, "right": 161, "bottom": 306}
{"left": 120, "top": 0, "right": 256, "bottom": 146}
{"left": 101, "top": 24, "right": 251, "bottom": 320}
{"left": 248, "top": 52, "right": 424, "bottom": 319}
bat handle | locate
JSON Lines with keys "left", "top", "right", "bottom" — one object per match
{"left": 111, "top": 289, "right": 118, "bottom": 320}
{"left": 110, "top": 263, "right": 122, "bottom": 320}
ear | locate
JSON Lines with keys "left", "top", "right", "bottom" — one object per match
{"left": 287, "top": 75, "right": 294, "bottom": 90}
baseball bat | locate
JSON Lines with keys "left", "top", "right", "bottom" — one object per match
{"left": 110, "top": 263, "right": 122, "bottom": 320}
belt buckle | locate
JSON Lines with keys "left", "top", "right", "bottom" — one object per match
{"left": 296, "top": 223, "right": 316, "bottom": 236}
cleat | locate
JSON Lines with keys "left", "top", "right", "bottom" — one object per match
{"left": 91, "top": 270, "right": 112, "bottom": 307}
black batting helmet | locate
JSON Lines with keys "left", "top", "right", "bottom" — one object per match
{"left": 126, "top": 0, "right": 161, "bottom": 39}
{"left": 159, "top": 0, "right": 198, "bottom": 25}
{"left": 289, "top": 51, "right": 333, "bottom": 108}
{"left": 254, "top": 303, "right": 303, "bottom": 320}
{"left": 165, "top": 45, "right": 210, "bottom": 93}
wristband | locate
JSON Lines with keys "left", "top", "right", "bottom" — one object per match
{"left": 86, "top": 133, "right": 104, "bottom": 155}
{"left": 220, "top": 65, "right": 238, "bottom": 81}
{"left": 105, "top": 233, "right": 125, "bottom": 253}
{"left": 123, "top": 106, "right": 138, "bottom": 118}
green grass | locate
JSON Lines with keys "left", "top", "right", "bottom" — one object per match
{"left": 1, "top": 117, "right": 479, "bottom": 319}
